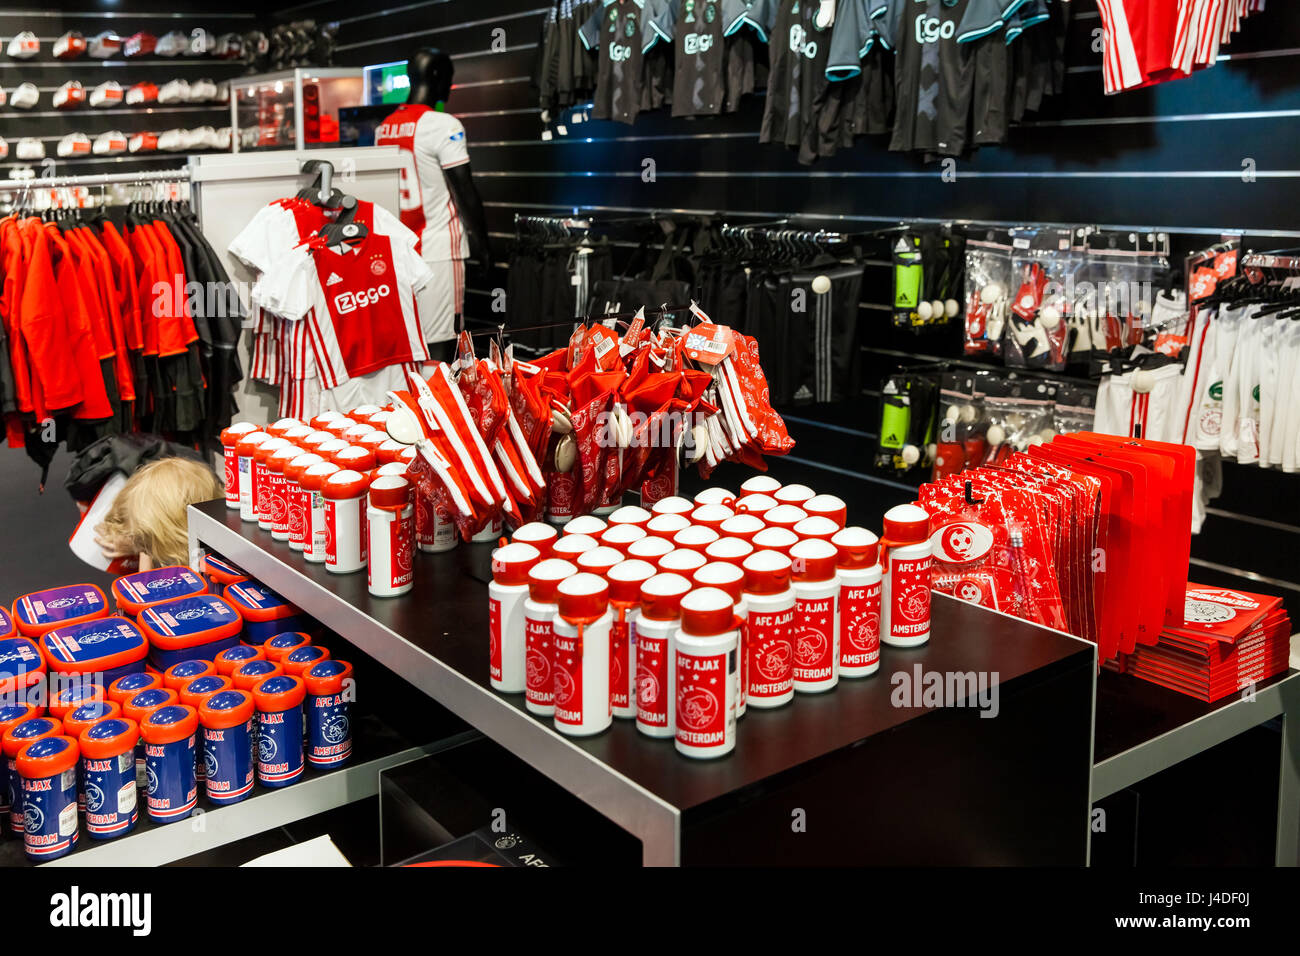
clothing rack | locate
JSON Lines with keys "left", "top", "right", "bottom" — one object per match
{"left": 1242, "top": 251, "right": 1300, "bottom": 271}
{"left": 0, "top": 168, "right": 192, "bottom": 191}
{"left": 468, "top": 304, "right": 696, "bottom": 339}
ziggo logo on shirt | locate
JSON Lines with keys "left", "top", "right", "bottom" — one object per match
{"left": 334, "top": 284, "right": 392, "bottom": 314}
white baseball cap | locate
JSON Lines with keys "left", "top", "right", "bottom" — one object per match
{"left": 128, "top": 131, "right": 158, "bottom": 153}
{"left": 92, "top": 130, "right": 128, "bottom": 155}
{"left": 213, "top": 126, "right": 233, "bottom": 150}
{"left": 9, "top": 83, "right": 39, "bottom": 110}
{"left": 7, "top": 32, "right": 39, "bottom": 59}
{"left": 157, "top": 128, "right": 185, "bottom": 151}
{"left": 53, "top": 81, "right": 87, "bottom": 110}
{"left": 155, "top": 30, "right": 189, "bottom": 57}
{"left": 157, "top": 78, "right": 191, "bottom": 104}
{"left": 87, "top": 31, "right": 121, "bottom": 58}
{"left": 125, "top": 82, "right": 158, "bottom": 105}
{"left": 187, "top": 78, "right": 218, "bottom": 102}
{"left": 16, "top": 138, "right": 45, "bottom": 160}
{"left": 89, "top": 81, "right": 124, "bottom": 108}
{"left": 57, "top": 132, "right": 92, "bottom": 157}
{"left": 54, "top": 31, "right": 87, "bottom": 60}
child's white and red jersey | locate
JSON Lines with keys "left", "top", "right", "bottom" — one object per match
{"left": 261, "top": 231, "right": 433, "bottom": 390}
{"left": 374, "top": 103, "right": 470, "bottom": 261}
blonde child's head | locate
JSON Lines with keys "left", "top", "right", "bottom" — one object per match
{"left": 96, "top": 457, "right": 223, "bottom": 569}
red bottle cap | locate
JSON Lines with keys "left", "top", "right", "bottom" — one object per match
{"left": 334, "top": 446, "right": 376, "bottom": 472}
{"left": 512, "top": 522, "right": 559, "bottom": 558}
{"left": 672, "top": 525, "right": 719, "bottom": 554}
{"left": 107, "top": 671, "right": 162, "bottom": 705}
{"left": 577, "top": 546, "right": 623, "bottom": 577}
{"left": 214, "top": 644, "right": 266, "bottom": 676}
{"left": 646, "top": 513, "right": 690, "bottom": 540}
{"left": 343, "top": 423, "right": 377, "bottom": 444}
{"left": 268, "top": 443, "right": 305, "bottom": 475}
{"left": 793, "top": 515, "right": 840, "bottom": 543}
{"left": 140, "top": 704, "right": 199, "bottom": 745}
{"left": 198, "top": 690, "right": 256, "bottom": 730}
{"left": 599, "top": 523, "right": 647, "bottom": 555}
{"left": 883, "top": 504, "right": 930, "bottom": 545}
{"left": 831, "top": 526, "right": 880, "bottom": 568}
{"left": 323, "top": 420, "right": 353, "bottom": 439}
{"left": 562, "top": 515, "right": 607, "bottom": 537}
{"left": 526, "top": 558, "right": 578, "bottom": 603}
{"left": 232, "top": 660, "right": 283, "bottom": 692}
{"left": 734, "top": 493, "right": 778, "bottom": 517}
{"left": 322, "top": 469, "right": 370, "bottom": 500}
{"left": 285, "top": 453, "right": 325, "bottom": 486}
{"left": 704, "top": 536, "right": 754, "bottom": 567}
{"left": 49, "top": 683, "right": 105, "bottom": 720}
{"left": 367, "top": 411, "right": 391, "bottom": 429}
{"left": 300, "top": 431, "right": 337, "bottom": 453}
{"left": 377, "top": 439, "right": 407, "bottom": 465}
{"left": 803, "top": 494, "right": 847, "bottom": 528}
{"left": 790, "top": 538, "right": 838, "bottom": 582}
{"left": 626, "top": 535, "right": 674, "bottom": 566}
{"left": 773, "top": 483, "right": 814, "bottom": 506}
{"left": 679, "top": 587, "right": 736, "bottom": 637}
{"left": 368, "top": 475, "right": 411, "bottom": 511}
{"left": 282, "top": 645, "right": 330, "bottom": 678}
{"left": 301, "top": 461, "right": 342, "bottom": 492}
{"left": 658, "top": 549, "right": 706, "bottom": 575}
{"left": 78, "top": 718, "right": 137, "bottom": 759}
{"left": 491, "top": 542, "right": 542, "bottom": 586}
{"left": 63, "top": 700, "right": 119, "bottom": 739}
{"left": 552, "top": 534, "right": 599, "bottom": 560}
{"left": 347, "top": 405, "right": 382, "bottom": 422}
{"left": 692, "top": 562, "right": 745, "bottom": 603}
{"left": 234, "top": 431, "right": 273, "bottom": 458}
{"left": 179, "top": 675, "right": 232, "bottom": 710}
{"left": 0, "top": 703, "right": 42, "bottom": 739}
{"left": 606, "top": 505, "right": 652, "bottom": 527}
{"left": 555, "top": 573, "right": 610, "bottom": 623}
{"left": 122, "top": 687, "right": 178, "bottom": 726}
{"left": 264, "top": 631, "right": 311, "bottom": 663}
{"left": 16, "top": 735, "right": 79, "bottom": 779}
{"left": 690, "top": 503, "right": 735, "bottom": 532}
{"left": 163, "top": 659, "right": 215, "bottom": 690}
{"left": 358, "top": 430, "right": 389, "bottom": 455}
{"left": 315, "top": 438, "right": 349, "bottom": 460}
{"left": 607, "top": 559, "right": 657, "bottom": 604}
{"left": 253, "top": 436, "right": 290, "bottom": 466}
{"left": 303, "top": 658, "right": 353, "bottom": 696}
{"left": 221, "top": 422, "right": 258, "bottom": 448}
{"left": 252, "top": 674, "right": 306, "bottom": 713}
{"left": 649, "top": 496, "right": 694, "bottom": 517}
{"left": 281, "top": 425, "right": 314, "bottom": 444}
{"left": 693, "top": 487, "right": 736, "bottom": 508}
{"left": 267, "top": 417, "right": 305, "bottom": 438}
{"left": 2, "top": 717, "right": 63, "bottom": 759}
{"left": 373, "top": 462, "right": 409, "bottom": 481}
{"left": 742, "top": 550, "right": 793, "bottom": 594}
{"left": 718, "top": 513, "right": 765, "bottom": 542}
{"left": 763, "top": 504, "right": 808, "bottom": 531}
{"left": 740, "top": 475, "right": 782, "bottom": 495}
{"left": 751, "top": 526, "right": 798, "bottom": 554}
{"left": 309, "top": 412, "right": 345, "bottom": 430}
{"left": 639, "top": 572, "right": 693, "bottom": 620}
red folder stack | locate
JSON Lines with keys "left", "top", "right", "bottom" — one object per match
{"left": 1123, "top": 584, "right": 1291, "bottom": 702}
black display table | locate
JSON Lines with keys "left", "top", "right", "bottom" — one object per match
{"left": 188, "top": 500, "right": 1096, "bottom": 865}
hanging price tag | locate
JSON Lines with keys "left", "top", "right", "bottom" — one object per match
{"left": 1190, "top": 267, "right": 1218, "bottom": 301}
{"left": 586, "top": 324, "right": 620, "bottom": 370}
{"left": 682, "top": 323, "right": 736, "bottom": 365}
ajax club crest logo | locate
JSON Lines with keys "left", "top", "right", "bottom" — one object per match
{"left": 85, "top": 782, "right": 106, "bottom": 813}
{"left": 553, "top": 667, "right": 576, "bottom": 706}
{"left": 204, "top": 749, "right": 218, "bottom": 779}
{"left": 526, "top": 647, "right": 550, "bottom": 688}
{"left": 45, "top": 597, "right": 80, "bottom": 610}
{"left": 794, "top": 627, "right": 827, "bottom": 666}
{"left": 676, "top": 688, "right": 719, "bottom": 731}
{"left": 23, "top": 802, "right": 43, "bottom": 833}
{"left": 847, "top": 612, "right": 879, "bottom": 652}
{"left": 146, "top": 763, "right": 159, "bottom": 795}
{"left": 1184, "top": 598, "right": 1234, "bottom": 624}
{"left": 258, "top": 733, "right": 278, "bottom": 763}
{"left": 323, "top": 715, "right": 349, "bottom": 744}
{"left": 754, "top": 638, "right": 792, "bottom": 681}
{"left": 898, "top": 586, "right": 930, "bottom": 623}
{"left": 174, "top": 608, "right": 205, "bottom": 622}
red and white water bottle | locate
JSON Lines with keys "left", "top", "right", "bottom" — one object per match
{"left": 235, "top": 431, "right": 272, "bottom": 523}
{"left": 284, "top": 453, "right": 325, "bottom": 552}
{"left": 523, "top": 558, "right": 578, "bottom": 716}
{"left": 692, "top": 561, "right": 747, "bottom": 718}
{"left": 512, "top": 522, "right": 559, "bottom": 558}
{"left": 489, "top": 542, "right": 542, "bottom": 693}
{"left": 323, "top": 470, "right": 370, "bottom": 575}
{"left": 832, "top": 526, "right": 883, "bottom": 677}
{"left": 880, "top": 504, "right": 933, "bottom": 648}
{"left": 741, "top": 550, "right": 795, "bottom": 709}
{"left": 300, "top": 462, "right": 340, "bottom": 563}
{"left": 552, "top": 573, "right": 613, "bottom": 737}
{"left": 268, "top": 444, "right": 305, "bottom": 541}
{"left": 221, "top": 423, "right": 258, "bottom": 510}
{"left": 789, "top": 538, "right": 840, "bottom": 694}
{"left": 367, "top": 476, "right": 415, "bottom": 597}
{"left": 675, "top": 587, "right": 739, "bottom": 759}
{"left": 607, "top": 559, "right": 655, "bottom": 719}
{"left": 635, "top": 572, "right": 692, "bottom": 738}
{"left": 253, "top": 437, "right": 290, "bottom": 530}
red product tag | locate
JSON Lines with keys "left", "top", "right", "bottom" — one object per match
{"left": 610, "top": 617, "right": 631, "bottom": 709}
{"left": 587, "top": 325, "right": 621, "bottom": 371}
{"left": 682, "top": 322, "right": 736, "bottom": 365}
{"left": 1214, "top": 249, "right": 1237, "bottom": 279}
{"left": 1190, "top": 267, "right": 1218, "bottom": 301}
{"left": 747, "top": 606, "right": 794, "bottom": 699}
{"left": 636, "top": 633, "right": 670, "bottom": 727}
{"left": 840, "top": 581, "right": 881, "bottom": 668}
{"left": 553, "top": 632, "right": 583, "bottom": 725}
{"left": 792, "top": 594, "right": 836, "bottom": 682}
{"left": 489, "top": 597, "right": 503, "bottom": 682}
{"left": 525, "top": 616, "right": 555, "bottom": 705}
{"left": 888, "top": 557, "right": 932, "bottom": 639}
{"left": 675, "top": 650, "right": 727, "bottom": 748}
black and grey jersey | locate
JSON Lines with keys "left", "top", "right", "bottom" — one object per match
{"left": 579, "top": 0, "right": 654, "bottom": 123}
{"left": 870, "top": 0, "right": 1024, "bottom": 156}
{"left": 824, "top": 0, "right": 894, "bottom": 140}
{"left": 645, "top": 0, "right": 746, "bottom": 116}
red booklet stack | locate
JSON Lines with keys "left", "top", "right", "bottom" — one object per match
{"left": 1122, "top": 584, "right": 1291, "bottom": 702}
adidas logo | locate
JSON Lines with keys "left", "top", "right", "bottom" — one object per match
{"left": 326, "top": 272, "right": 343, "bottom": 286}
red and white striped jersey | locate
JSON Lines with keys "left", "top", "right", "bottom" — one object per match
{"left": 374, "top": 103, "right": 470, "bottom": 261}
{"left": 262, "top": 232, "right": 433, "bottom": 390}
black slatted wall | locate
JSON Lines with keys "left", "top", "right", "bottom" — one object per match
{"left": 0, "top": 1, "right": 259, "bottom": 179}
{"left": 302, "top": 1, "right": 1300, "bottom": 603}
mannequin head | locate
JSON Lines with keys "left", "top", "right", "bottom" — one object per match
{"left": 407, "top": 47, "right": 454, "bottom": 109}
